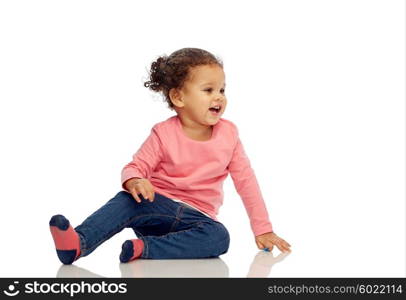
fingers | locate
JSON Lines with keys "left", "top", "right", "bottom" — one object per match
{"left": 275, "top": 240, "right": 291, "bottom": 253}
{"left": 256, "top": 241, "right": 264, "bottom": 250}
{"left": 130, "top": 187, "right": 155, "bottom": 203}
{"left": 145, "top": 181, "right": 155, "bottom": 202}
{"left": 146, "top": 190, "right": 154, "bottom": 202}
{"left": 256, "top": 241, "right": 274, "bottom": 252}
{"left": 130, "top": 188, "right": 142, "bottom": 203}
{"left": 279, "top": 238, "right": 291, "bottom": 252}
{"left": 262, "top": 240, "right": 291, "bottom": 253}
{"left": 146, "top": 185, "right": 154, "bottom": 202}
{"left": 282, "top": 240, "right": 291, "bottom": 249}
{"left": 138, "top": 185, "right": 149, "bottom": 200}
{"left": 140, "top": 186, "right": 154, "bottom": 202}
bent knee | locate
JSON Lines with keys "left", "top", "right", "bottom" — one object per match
{"left": 203, "top": 221, "right": 230, "bottom": 256}
{"left": 217, "top": 223, "right": 230, "bottom": 255}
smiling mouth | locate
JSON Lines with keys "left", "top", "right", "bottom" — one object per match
{"left": 209, "top": 106, "right": 221, "bottom": 113}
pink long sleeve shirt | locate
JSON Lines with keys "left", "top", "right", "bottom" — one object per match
{"left": 121, "top": 115, "right": 273, "bottom": 237}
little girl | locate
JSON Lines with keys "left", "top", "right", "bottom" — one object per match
{"left": 49, "top": 47, "right": 291, "bottom": 265}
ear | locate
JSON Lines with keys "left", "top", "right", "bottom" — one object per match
{"left": 169, "top": 88, "right": 185, "bottom": 108}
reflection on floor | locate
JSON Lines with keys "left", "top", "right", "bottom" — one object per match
{"left": 56, "top": 250, "right": 291, "bottom": 278}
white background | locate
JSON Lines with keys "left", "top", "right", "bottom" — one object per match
{"left": 0, "top": 0, "right": 404, "bottom": 277}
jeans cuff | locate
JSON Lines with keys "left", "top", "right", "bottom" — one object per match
{"left": 77, "top": 232, "right": 87, "bottom": 258}
{"left": 140, "top": 237, "right": 148, "bottom": 259}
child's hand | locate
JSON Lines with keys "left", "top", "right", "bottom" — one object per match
{"left": 124, "top": 177, "right": 155, "bottom": 203}
{"left": 255, "top": 232, "right": 291, "bottom": 253}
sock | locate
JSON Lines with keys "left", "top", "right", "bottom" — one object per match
{"left": 119, "top": 239, "right": 144, "bottom": 263}
{"left": 49, "top": 214, "right": 81, "bottom": 265}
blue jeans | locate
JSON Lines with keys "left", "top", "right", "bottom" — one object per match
{"left": 74, "top": 191, "right": 230, "bottom": 259}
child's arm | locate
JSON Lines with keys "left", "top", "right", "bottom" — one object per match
{"left": 227, "top": 134, "right": 291, "bottom": 252}
{"left": 227, "top": 130, "right": 273, "bottom": 237}
{"left": 121, "top": 126, "right": 163, "bottom": 192}
{"left": 227, "top": 125, "right": 291, "bottom": 252}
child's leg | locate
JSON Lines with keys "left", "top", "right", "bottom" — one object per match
{"left": 124, "top": 203, "right": 231, "bottom": 260}
{"left": 50, "top": 191, "right": 182, "bottom": 264}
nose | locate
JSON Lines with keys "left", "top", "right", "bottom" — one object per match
{"left": 215, "top": 92, "right": 225, "bottom": 102}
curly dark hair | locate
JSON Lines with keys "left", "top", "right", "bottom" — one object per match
{"left": 144, "top": 47, "right": 223, "bottom": 110}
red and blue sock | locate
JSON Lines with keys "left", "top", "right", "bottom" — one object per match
{"left": 119, "top": 239, "right": 144, "bottom": 263}
{"left": 49, "top": 214, "right": 81, "bottom": 265}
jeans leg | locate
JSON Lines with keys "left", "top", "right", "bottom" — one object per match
{"left": 140, "top": 204, "right": 231, "bottom": 259}
{"left": 75, "top": 191, "right": 181, "bottom": 258}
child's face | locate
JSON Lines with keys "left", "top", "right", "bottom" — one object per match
{"left": 171, "top": 64, "right": 227, "bottom": 126}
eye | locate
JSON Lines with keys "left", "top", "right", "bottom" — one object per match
{"left": 204, "top": 88, "right": 226, "bottom": 94}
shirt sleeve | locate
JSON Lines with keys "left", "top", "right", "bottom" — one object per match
{"left": 227, "top": 125, "right": 273, "bottom": 237}
{"left": 121, "top": 126, "right": 163, "bottom": 191}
